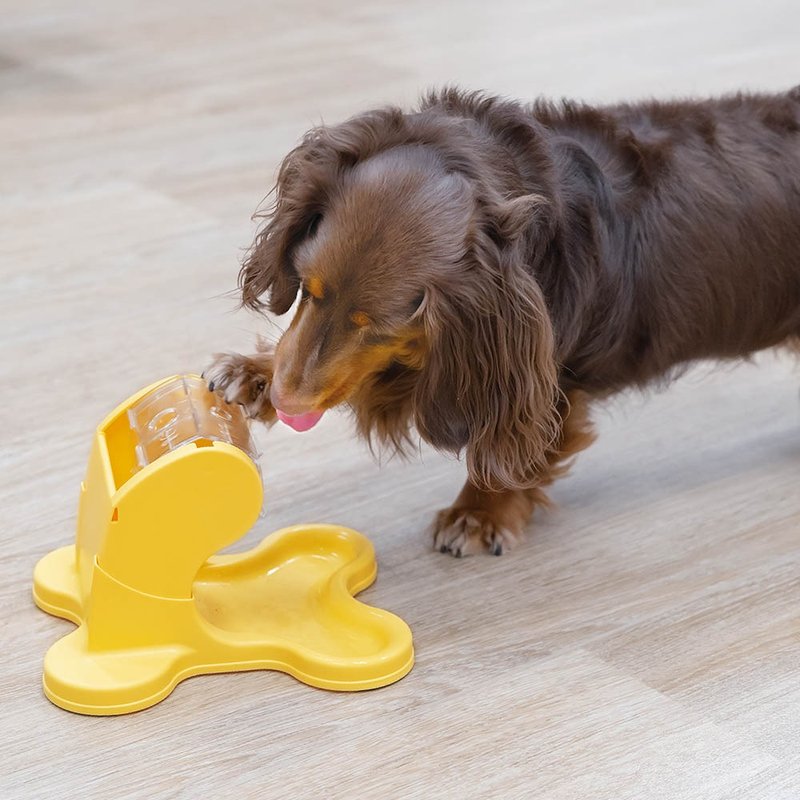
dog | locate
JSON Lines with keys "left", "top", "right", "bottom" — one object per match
{"left": 204, "top": 86, "right": 800, "bottom": 557}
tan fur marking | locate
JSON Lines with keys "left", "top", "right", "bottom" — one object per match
{"left": 307, "top": 277, "right": 325, "bottom": 299}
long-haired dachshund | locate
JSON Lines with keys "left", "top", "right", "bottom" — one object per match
{"left": 205, "top": 87, "right": 800, "bottom": 557}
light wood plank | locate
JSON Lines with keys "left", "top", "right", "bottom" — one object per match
{"left": 1, "top": 1, "right": 799, "bottom": 798}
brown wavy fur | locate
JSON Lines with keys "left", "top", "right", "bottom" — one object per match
{"left": 231, "top": 85, "right": 800, "bottom": 553}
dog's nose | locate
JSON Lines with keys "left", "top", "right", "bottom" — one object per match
{"left": 270, "top": 380, "right": 314, "bottom": 416}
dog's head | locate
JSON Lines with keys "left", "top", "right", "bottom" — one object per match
{"left": 240, "top": 105, "right": 561, "bottom": 490}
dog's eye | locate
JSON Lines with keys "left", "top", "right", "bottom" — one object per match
{"left": 409, "top": 292, "right": 425, "bottom": 315}
{"left": 305, "top": 213, "right": 323, "bottom": 239}
{"left": 350, "top": 311, "right": 371, "bottom": 329}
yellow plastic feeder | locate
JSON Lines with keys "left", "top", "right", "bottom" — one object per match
{"left": 32, "top": 375, "right": 414, "bottom": 716}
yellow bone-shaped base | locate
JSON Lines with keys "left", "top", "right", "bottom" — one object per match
{"left": 32, "top": 376, "right": 413, "bottom": 715}
{"left": 34, "top": 525, "right": 414, "bottom": 715}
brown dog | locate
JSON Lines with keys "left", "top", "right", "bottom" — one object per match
{"left": 205, "top": 87, "right": 800, "bottom": 556}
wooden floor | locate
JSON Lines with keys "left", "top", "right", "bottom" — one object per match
{"left": 2, "top": 1, "right": 799, "bottom": 798}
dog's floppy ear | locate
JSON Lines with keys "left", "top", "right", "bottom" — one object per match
{"left": 239, "top": 215, "right": 301, "bottom": 315}
{"left": 239, "top": 135, "right": 331, "bottom": 314}
{"left": 414, "top": 202, "right": 561, "bottom": 491}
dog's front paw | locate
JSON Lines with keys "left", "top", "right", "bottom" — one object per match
{"left": 431, "top": 507, "right": 520, "bottom": 558}
{"left": 203, "top": 352, "right": 276, "bottom": 423}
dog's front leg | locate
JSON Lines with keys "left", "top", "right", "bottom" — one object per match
{"left": 203, "top": 342, "right": 277, "bottom": 424}
{"left": 432, "top": 390, "right": 596, "bottom": 557}
{"left": 432, "top": 482, "right": 547, "bottom": 557}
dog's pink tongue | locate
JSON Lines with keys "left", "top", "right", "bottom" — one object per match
{"left": 276, "top": 409, "right": 324, "bottom": 432}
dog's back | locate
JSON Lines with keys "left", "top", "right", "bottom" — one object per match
{"left": 520, "top": 89, "right": 800, "bottom": 389}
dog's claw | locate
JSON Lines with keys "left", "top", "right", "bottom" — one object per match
{"left": 202, "top": 352, "right": 277, "bottom": 424}
{"left": 432, "top": 509, "right": 519, "bottom": 558}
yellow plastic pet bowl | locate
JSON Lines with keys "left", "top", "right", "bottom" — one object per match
{"left": 32, "top": 375, "right": 414, "bottom": 715}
